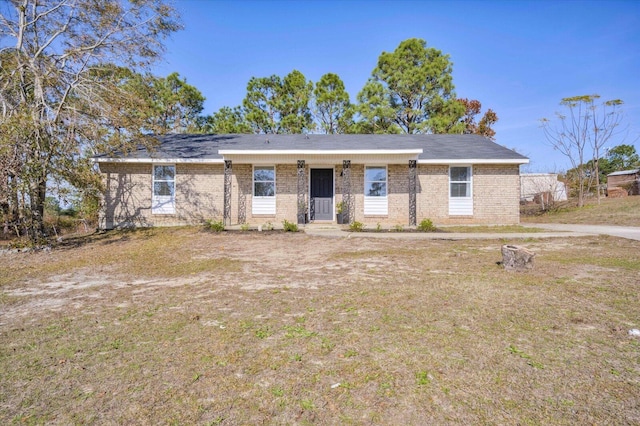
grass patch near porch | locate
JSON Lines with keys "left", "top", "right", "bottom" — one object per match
{"left": 1, "top": 229, "right": 639, "bottom": 424}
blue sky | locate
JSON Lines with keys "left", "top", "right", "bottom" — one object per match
{"left": 153, "top": 0, "right": 640, "bottom": 171}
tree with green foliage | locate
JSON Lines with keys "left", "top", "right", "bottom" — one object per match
{"left": 148, "top": 72, "right": 205, "bottom": 133}
{"left": 313, "top": 73, "right": 353, "bottom": 134}
{"left": 104, "top": 70, "right": 204, "bottom": 134}
{"left": 579, "top": 144, "right": 640, "bottom": 188}
{"left": 243, "top": 70, "right": 314, "bottom": 134}
{"left": 243, "top": 75, "right": 281, "bottom": 134}
{"left": 0, "top": 0, "right": 181, "bottom": 242}
{"left": 541, "top": 95, "right": 624, "bottom": 206}
{"left": 201, "top": 106, "right": 252, "bottom": 134}
{"left": 353, "top": 80, "right": 400, "bottom": 134}
{"left": 357, "top": 38, "right": 464, "bottom": 134}
{"left": 280, "top": 70, "right": 314, "bottom": 133}
{"left": 606, "top": 144, "right": 639, "bottom": 172}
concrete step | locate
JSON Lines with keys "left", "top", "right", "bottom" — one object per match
{"left": 302, "top": 222, "right": 343, "bottom": 230}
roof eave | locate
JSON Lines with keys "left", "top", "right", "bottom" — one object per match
{"left": 93, "top": 158, "right": 224, "bottom": 164}
{"left": 418, "top": 158, "right": 529, "bottom": 165}
{"left": 217, "top": 149, "right": 424, "bottom": 155}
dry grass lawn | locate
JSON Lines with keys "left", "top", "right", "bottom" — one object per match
{"left": 1, "top": 227, "right": 640, "bottom": 424}
{"left": 522, "top": 195, "right": 640, "bottom": 226}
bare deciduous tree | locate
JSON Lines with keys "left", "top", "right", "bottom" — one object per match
{"left": 541, "top": 95, "right": 624, "bottom": 207}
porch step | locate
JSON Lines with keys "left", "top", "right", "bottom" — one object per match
{"left": 302, "top": 222, "right": 345, "bottom": 237}
{"left": 303, "top": 222, "right": 342, "bottom": 230}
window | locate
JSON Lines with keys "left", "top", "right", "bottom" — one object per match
{"left": 449, "top": 166, "right": 472, "bottom": 215}
{"left": 253, "top": 166, "right": 276, "bottom": 214}
{"left": 450, "top": 166, "right": 471, "bottom": 197}
{"left": 254, "top": 166, "right": 275, "bottom": 196}
{"left": 365, "top": 166, "right": 387, "bottom": 197}
{"left": 364, "top": 166, "right": 388, "bottom": 215}
{"left": 152, "top": 165, "right": 175, "bottom": 214}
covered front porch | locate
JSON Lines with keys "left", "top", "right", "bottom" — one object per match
{"left": 219, "top": 149, "right": 421, "bottom": 226}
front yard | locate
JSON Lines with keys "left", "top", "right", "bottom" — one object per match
{"left": 1, "top": 228, "right": 639, "bottom": 424}
{"left": 521, "top": 195, "right": 640, "bottom": 226}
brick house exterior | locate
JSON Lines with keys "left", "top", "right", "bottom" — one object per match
{"left": 94, "top": 134, "right": 528, "bottom": 229}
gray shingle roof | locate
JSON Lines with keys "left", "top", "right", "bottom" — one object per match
{"left": 94, "top": 133, "right": 528, "bottom": 162}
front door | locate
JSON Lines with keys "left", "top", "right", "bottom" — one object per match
{"left": 310, "top": 169, "right": 333, "bottom": 221}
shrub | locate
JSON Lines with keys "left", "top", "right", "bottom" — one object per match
{"left": 349, "top": 221, "right": 365, "bottom": 232}
{"left": 417, "top": 218, "right": 436, "bottom": 232}
{"left": 393, "top": 224, "right": 404, "bottom": 232}
{"left": 205, "top": 219, "right": 225, "bottom": 232}
{"left": 282, "top": 219, "right": 299, "bottom": 232}
{"left": 240, "top": 223, "right": 250, "bottom": 231}
{"left": 44, "top": 213, "right": 78, "bottom": 235}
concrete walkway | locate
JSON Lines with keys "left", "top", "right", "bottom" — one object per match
{"left": 302, "top": 223, "right": 640, "bottom": 241}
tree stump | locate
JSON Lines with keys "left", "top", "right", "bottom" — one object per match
{"left": 501, "top": 245, "right": 535, "bottom": 271}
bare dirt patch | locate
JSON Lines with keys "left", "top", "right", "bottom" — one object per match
{"left": 1, "top": 229, "right": 640, "bottom": 424}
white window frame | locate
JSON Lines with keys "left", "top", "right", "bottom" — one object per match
{"left": 364, "top": 165, "right": 388, "bottom": 215}
{"left": 152, "top": 164, "right": 176, "bottom": 214}
{"left": 252, "top": 165, "right": 276, "bottom": 215}
{"left": 449, "top": 165, "right": 473, "bottom": 216}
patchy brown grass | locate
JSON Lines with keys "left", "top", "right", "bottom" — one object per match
{"left": 522, "top": 195, "right": 640, "bottom": 226}
{"left": 1, "top": 229, "right": 640, "bottom": 424}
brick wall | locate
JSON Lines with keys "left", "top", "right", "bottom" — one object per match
{"left": 472, "top": 164, "right": 521, "bottom": 224}
{"left": 416, "top": 164, "right": 520, "bottom": 225}
{"left": 417, "top": 165, "right": 449, "bottom": 222}
{"left": 349, "top": 164, "right": 411, "bottom": 226}
{"left": 99, "top": 161, "right": 521, "bottom": 229}
{"left": 230, "top": 164, "right": 302, "bottom": 226}
{"left": 99, "top": 163, "right": 224, "bottom": 229}
{"left": 99, "top": 163, "right": 152, "bottom": 229}
{"left": 275, "top": 164, "right": 299, "bottom": 221}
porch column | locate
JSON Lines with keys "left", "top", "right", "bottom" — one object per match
{"left": 223, "top": 160, "right": 232, "bottom": 225}
{"left": 409, "top": 160, "right": 417, "bottom": 226}
{"left": 238, "top": 177, "right": 246, "bottom": 225}
{"left": 342, "top": 160, "right": 352, "bottom": 224}
{"left": 297, "top": 160, "right": 306, "bottom": 224}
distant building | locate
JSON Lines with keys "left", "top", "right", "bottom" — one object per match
{"left": 607, "top": 169, "right": 640, "bottom": 196}
{"left": 520, "top": 173, "right": 567, "bottom": 204}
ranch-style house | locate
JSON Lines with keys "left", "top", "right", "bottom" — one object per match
{"left": 93, "top": 134, "right": 529, "bottom": 229}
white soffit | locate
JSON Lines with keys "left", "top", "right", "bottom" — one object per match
{"left": 219, "top": 149, "right": 422, "bottom": 165}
